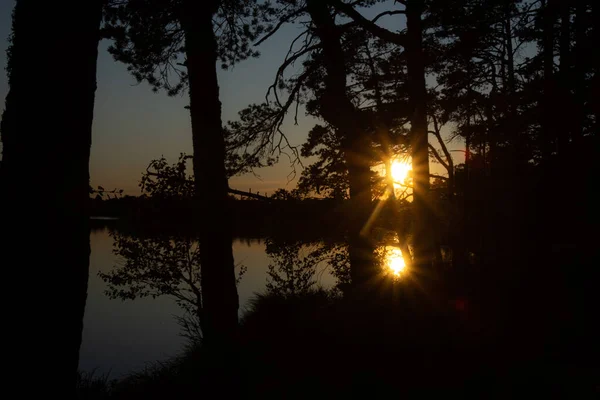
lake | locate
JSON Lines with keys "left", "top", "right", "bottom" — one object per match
{"left": 79, "top": 227, "right": 338, "bottom": 378}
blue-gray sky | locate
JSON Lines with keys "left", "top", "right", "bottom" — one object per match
{"left": 0, "top": 1, "right": 458, "bottom": 196}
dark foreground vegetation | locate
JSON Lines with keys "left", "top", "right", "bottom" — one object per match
{"left": 78, "top": 289, "right": 598, "bottom": 399}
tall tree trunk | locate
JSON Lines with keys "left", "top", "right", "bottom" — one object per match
{"left": 306, "top": 0, "right": 377, "bottom": 292}
{"left": 181, "top": 0, "right": 239, "bottom": 346}
{"left": 572, "top": 0, "right": 587, "bottom": 143}
{"left": 406, "top": 0, "right": 435, "bottom": 271}
{"left": 593, "top": 3, "right": 600, "bottom": 136}
{"left": 504, "top": 2, "right": 516, "bottom": 97}
{"left": 504, "top": 0, "right": 523, "bottom": 168}
{"left": 558, "top": 1, "right": 572, "bottom": 155}
{"left": 542, "top": 0, "right": 556, "bottom": 161}
{"left": 0, "top": 0, "right": 102, "bottom": 394}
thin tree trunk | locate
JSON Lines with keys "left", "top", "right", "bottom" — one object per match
{"left": 504, "top": 3, "right": 516, "bottom": 97}
{"left": 558, "top": 0, "right": 572, "bottom": 155}
{"left": 306, "top": 0, "right": 377, "bottom": 292}
{"left": 406, "top": 0, "right": 435, "bottom": 271}
{"left": 181, "top": 0, "right": 239, "bottom": 345}
{"left": 542, "top": 0, "right": 556, "bottom": 161}
{"left": 431, "top": 115, "right": 454, "bottom": 196}
{"left": 572, "top": 0, "right": 587, "bottom": 143}
{"left": 594, "top": 3, "right": 600, "bottom": 136}
{"left": 1, "top": 0, "right": 102, "bottom": 394}
{"left": 594, "top": 2, "right": 600, "bottom": 136}
{"left": 504, "top": 0, "right": 522, "bottom": 167}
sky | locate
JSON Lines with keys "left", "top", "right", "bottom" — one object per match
{"left": 0, "top": 1, "right": 460, "bottom": 197}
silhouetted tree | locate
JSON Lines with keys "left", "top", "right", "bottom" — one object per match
{"left": 304, "top": 0, "right": 379, "bottom": 292}
{"left": 103, "top": 0, "right": 270, "bottom": 345}
{"left": 0, "top": 0, "right": 103, "bottom": 394}
{"left": 140, "top": 153, "right": 272, "bottom": 205}
{"left": 297, "top": 125, "right": 349, "bottom": 200}
{"left": 229, "top": 1, "right": 419, "bottom": 293}
{"left": 427, "top": 0, "right": 599, "bottom": 261}
{"left": 331, "top": 0, "right": 440, "bottom": 272}
{"left": 270, "top": 188, "right": 301, "bottom": 201}
{"left": 405, "top": 0, "right": 435, "bottom": 270}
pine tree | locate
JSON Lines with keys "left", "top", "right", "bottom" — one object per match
{"left": 1, "top": 0, "right": 103, "bottom": 394}
{"left": 103, "top": 0, "right": 270, "bottom": 345}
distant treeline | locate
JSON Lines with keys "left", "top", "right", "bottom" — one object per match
{"left": 89, "top": 196, "right": 402, "bottom": 240}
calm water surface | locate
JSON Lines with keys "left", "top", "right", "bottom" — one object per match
{"left": 79, "top": 228, "right": 336, "bottom": 378}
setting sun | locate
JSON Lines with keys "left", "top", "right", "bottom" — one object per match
{"left": 385, "top": 246, "right": 406, "bottom": 276}
{"left": 391, "top": 159, "right": 412, "bottom": 186}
